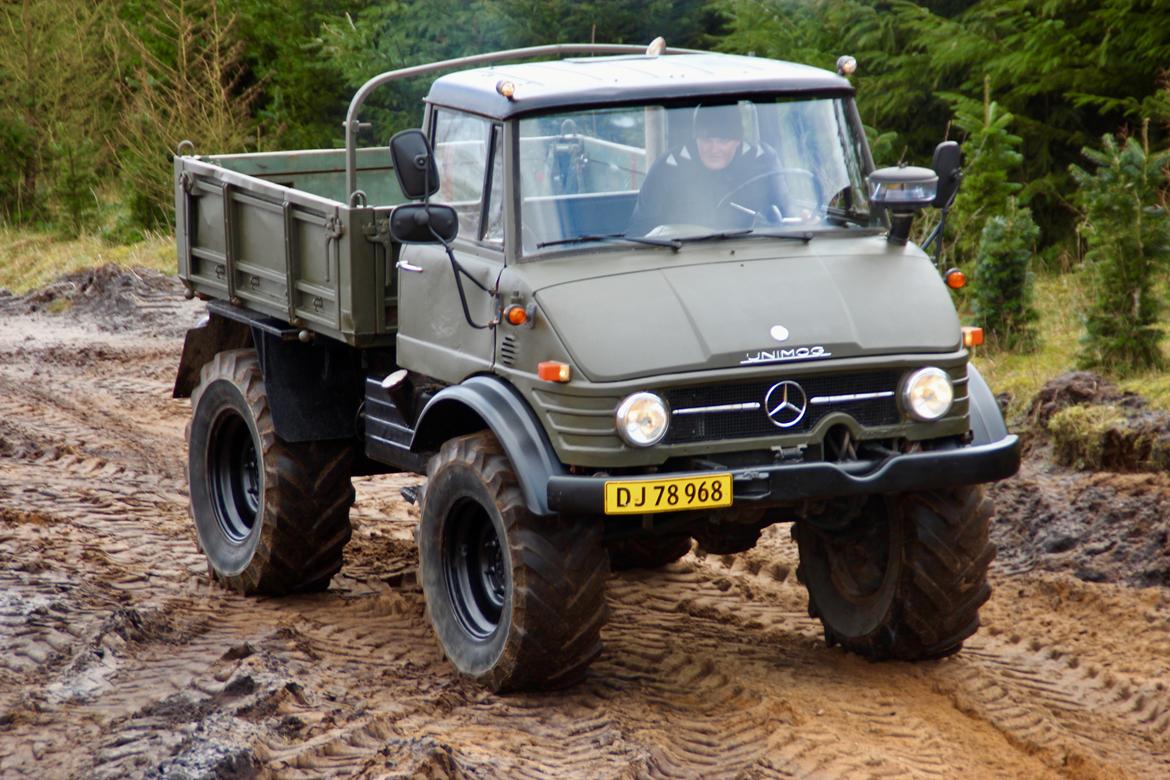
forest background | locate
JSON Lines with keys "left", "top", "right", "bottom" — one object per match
{"left": 3, "top": 0, "right": 1170, "bottom": 386}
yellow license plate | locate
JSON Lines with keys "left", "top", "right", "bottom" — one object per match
{"left": 604, "top": 473, "right": 733, "bottom": 515}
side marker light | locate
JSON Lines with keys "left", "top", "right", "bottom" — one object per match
{"left": 962, "top": 326, "right": 984, "bottom": 348}
{"left": 538, "top": 361, "right": 571, "bottom": 383}
{"left": 505, "top": 305, "right": 528, "bottom": 326}
{"left": 945, "top": 268, "right": 967, "bottom": 289}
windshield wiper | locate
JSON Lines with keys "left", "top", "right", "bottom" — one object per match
{"left": 673, "top": 228, "right": 814, "bottom": 243}
{"left": 536, "top": 232, "right": 681, "bottom": 250}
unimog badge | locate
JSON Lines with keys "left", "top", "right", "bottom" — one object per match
{"left": 741, "top": 345, "right": 832, "bottom": 365}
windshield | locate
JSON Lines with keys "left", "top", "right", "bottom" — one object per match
{"left": 518, "top": 97, "right": 873, "bottom": 255}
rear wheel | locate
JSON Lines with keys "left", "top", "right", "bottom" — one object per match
{"left": 418, "top": 432, "right": 608, "bottom": 691}
{"left": 187, "top": 349, "right": 354, "bottom": 595}
{"left": 793, "top": 486, "right": 994, "bottom": 660}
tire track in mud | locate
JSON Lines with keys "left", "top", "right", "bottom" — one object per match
{"left": 2, "top": 276, "right": 1170, "bottom": 779}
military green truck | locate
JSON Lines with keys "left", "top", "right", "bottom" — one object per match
{"left": 173, "top": 43, "right": 1020, "bottom": 691}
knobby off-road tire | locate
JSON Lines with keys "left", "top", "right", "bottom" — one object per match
{"left": 418, "top": 432, "right": 608, "bottom": 692}
{"left": 606, "top": 534, "right": 692, "bottom": 571}
{"left": 187, "top": 349, "right": 355, "bottom": 595}
{"left": 793, "top": 486, "right": 995, "bottom": 660}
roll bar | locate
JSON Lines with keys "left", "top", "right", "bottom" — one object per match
{"left": 343, "top": 43, "right": 702, "bottom": 202}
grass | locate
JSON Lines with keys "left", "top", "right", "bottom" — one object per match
{"left": 970, "top": 270, "right": 1088, "bottom": 419}
{"left": 0, "top": 226, "right": 174, "bottom": 295}
{"left": 972, "top": 267, "right": 1170, "bottom": 417}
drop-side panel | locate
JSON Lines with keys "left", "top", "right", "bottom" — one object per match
{"left": 175, "top": 155, "right": 396, "bottom": 346}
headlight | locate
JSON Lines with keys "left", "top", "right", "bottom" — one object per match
{"left": 902, "top": 367, "right": 954, "bottom": 421}
{"left": 615, "top": 392, "right": 669, "bottom": 447}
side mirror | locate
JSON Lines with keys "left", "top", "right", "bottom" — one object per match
{"left": 867, "top": 165, "right": 938, "bottom": 245}
{"left": 931, "top": 141, "right": 962, "bottom": 208}
{"left": 389, "top": 129, "right": 440, "bottom": 200}
{"left": 390, "top": 203, "right": 459, "bottom": 244}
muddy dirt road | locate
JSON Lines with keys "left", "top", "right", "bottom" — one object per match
{"left": 1, "top": 268, "right": 1169, "bottom": 779}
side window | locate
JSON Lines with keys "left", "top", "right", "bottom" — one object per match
{"left": 484, "top": 126, "right": 505, "bottom": 246}
{"left": 433, "top": 109, "right": 490, "bottom": 239}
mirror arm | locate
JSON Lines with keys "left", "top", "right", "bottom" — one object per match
{"left": 443, "top": 242, "right": 496, "bottom": 331}
{"left": 922, "top": 168, "right": 961, "bottom": 267}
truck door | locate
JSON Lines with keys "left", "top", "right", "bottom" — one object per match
{"left": 396, "top": 110, "right": 505, "bottom": 382}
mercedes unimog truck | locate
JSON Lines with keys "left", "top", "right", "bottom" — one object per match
{"left": 172, "top": 43, "right": 1020, "bottom": 691}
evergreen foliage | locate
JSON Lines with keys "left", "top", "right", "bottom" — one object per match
{"left": 0, "top": 1, "right": 120, "bottom": 225}
{"left": 971, "top": 198, "right": 1040, "bottom": 352}
{"left": 116, "top": 0, "right": 260, "bottom": 230}
{"left": 1071, "top": 130, "right": 1170, "bottom": 375}
{"left": 944, "top": 79, "right": 1024, "bottom": 268}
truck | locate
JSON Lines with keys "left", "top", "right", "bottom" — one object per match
{"left": 172, "top": 43, "right": 1020, "bottom": 692}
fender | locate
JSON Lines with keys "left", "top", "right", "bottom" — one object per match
{"left": 411, "top": 376, "right": 566, "bottom": 516}
{"left": 967, "top": 363, "right": 1009, "bottom": 446}
{"left": 174, "top": 304, "right": 362, "bottom": 443}
{"left": 172, "top": 313, "right": 251, "bottom": 398}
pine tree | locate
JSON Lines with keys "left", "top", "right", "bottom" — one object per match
{"left": 1071, "top": 126, "right": 1170, "bottom": 375}
{"left": 944, "top": 77, "right": 1024, "bottom": 269}
{"left": 971, "top": 198, "right": 1040, "bottom": 351}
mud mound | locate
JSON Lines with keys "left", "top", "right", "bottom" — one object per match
{"left": 0, "top": 264, "right": 197, "bottom": 337}
{"left": 1026, "top": 371, "right": 1144, "bottom": 430}
{"left": 990, "top": 465, "right": 1170, "bottom": 587}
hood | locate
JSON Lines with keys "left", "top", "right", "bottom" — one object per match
{"left": 533, "top": 250, "right": 960, "bottom": 382}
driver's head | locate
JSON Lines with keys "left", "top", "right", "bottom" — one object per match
{"left": 693, "top": 104, "right": 743, "bottom": 171}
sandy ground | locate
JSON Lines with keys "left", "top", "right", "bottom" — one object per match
{"left": 1, "top": 268, "right": 1168, "bottom": 779}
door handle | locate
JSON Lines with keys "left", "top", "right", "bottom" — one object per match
{"left": 396, "top": 259, "right": 424, "bottom": 273}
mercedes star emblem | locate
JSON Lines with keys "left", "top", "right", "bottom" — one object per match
{"left": 769, "top": 324, "right": 790, "bottom": 342}
{"left": 764, "top": 380, "right": 808, "bottom": 428}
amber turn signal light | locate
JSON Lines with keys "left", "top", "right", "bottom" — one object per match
{"left": 945, "top": 268, "right": 967, "bottom": 289}
{"left": 505, "top": 305, "right": 528, "bottom": 326}
{"left": 961, "top": 326, "right": 984, "bottom": 348}
{"left": 538, "top": 361, "right": 571, "bottom": 383}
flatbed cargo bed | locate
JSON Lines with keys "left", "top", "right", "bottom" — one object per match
{"left": 175, "top": 147, "right": 406, "bottom": 346}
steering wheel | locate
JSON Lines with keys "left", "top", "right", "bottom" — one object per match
{"left": 715, "top": 168, "right": 824, "bottom": 222}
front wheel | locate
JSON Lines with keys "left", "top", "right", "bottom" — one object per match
{"left": 418, "top": 432, "right": 608, "bottom": 691}
{"left": 793, "top": 486, "right": 995, "bottom": 660}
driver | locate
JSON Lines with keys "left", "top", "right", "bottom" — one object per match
{"left": 627, "top": 103, "right": 787, "bottom": 236}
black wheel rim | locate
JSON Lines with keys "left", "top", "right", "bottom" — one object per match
{"left": 822, "top": 507, "right": 892, "bottom": 604}
{"left": 208, "top": 410, "right": 261, "bottom": 544}
{"left": 443, "top": 498, "right": 507, "bottom": 641}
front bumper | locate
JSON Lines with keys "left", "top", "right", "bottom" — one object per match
{"left": 547, "top": 434, "right": 1020, "bottom": 514}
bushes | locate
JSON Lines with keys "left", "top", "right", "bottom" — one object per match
{"left": 971, "top": 199, "right": 1040, "bottom": 351}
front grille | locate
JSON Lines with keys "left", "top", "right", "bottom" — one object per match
{"left": 664, "top": 370, "right": 902, "bottom": 444}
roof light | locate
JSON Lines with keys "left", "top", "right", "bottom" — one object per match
{"left": 961, "top": 326, "right": 984, "bottom": 348}
{"left": 538, "top": 361, "right": 571, "bottom": 383}
{"left": 836, "top": 55, "right": 857, "bottom": 77}
{"left": 496, "top": 80, "right": 516, "bottom": 100}
{"left": 945, "top": 268, "right": 967, "bottom": 289}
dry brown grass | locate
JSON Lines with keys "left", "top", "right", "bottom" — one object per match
{"left": 0, "top": 228, "right": 174, "bottom": 295}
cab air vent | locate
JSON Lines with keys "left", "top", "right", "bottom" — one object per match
{"left": 500, "top": 335, "right": 518, "bottom": 366}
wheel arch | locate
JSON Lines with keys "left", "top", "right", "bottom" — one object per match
{"left": 173, "top": 313, "right": 252, "bottom": 399}
{"left": 175, "top": 309, "right": 362, "bottom": 444}
{"left": 411, "top": 376, "right": 566, "bottom": 516}
{"left": 966, "top": 363, "right": 1009, "bottom": 446}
